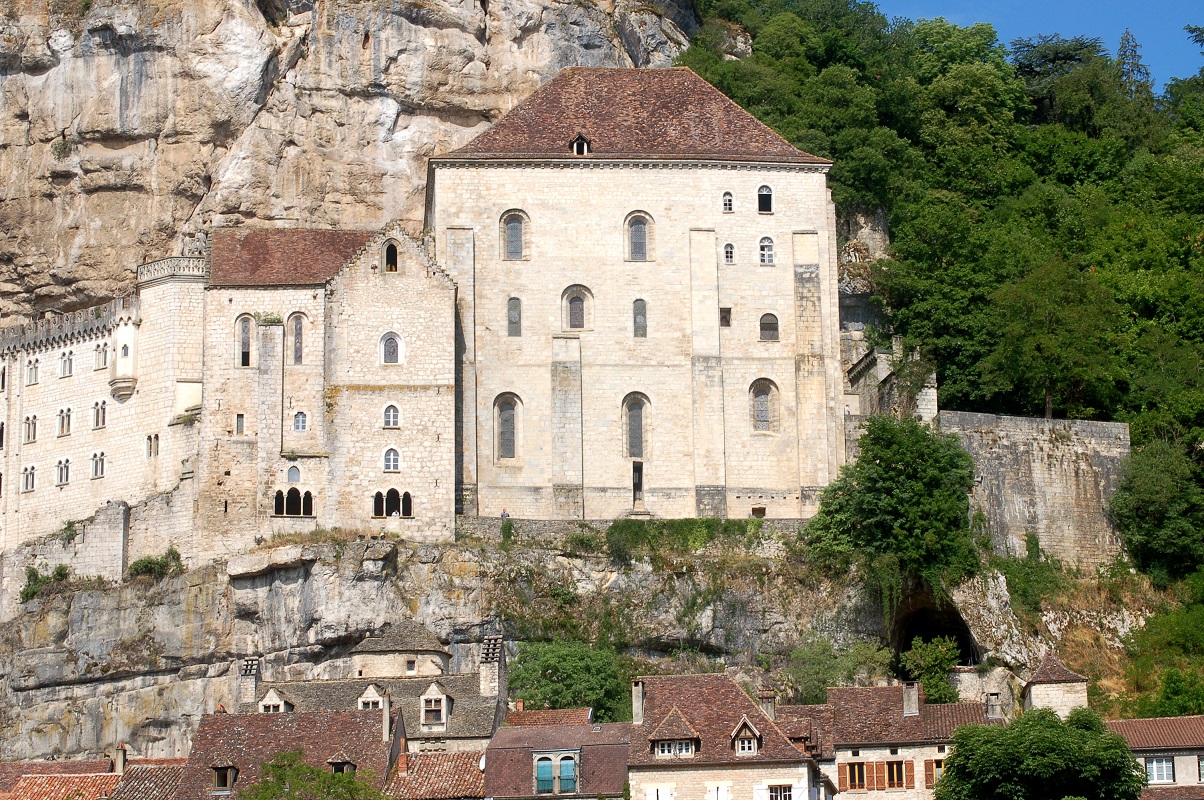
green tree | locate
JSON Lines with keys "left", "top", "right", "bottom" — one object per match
{"left": 508, "top": 641, "right": 632, "bottom": 722}
{"left": 935, "top": 707, "right": 1145, "bottom": 800}
{"left": 780, "top": 634, "right": 892, "bottom": 704}
{"left": 1135, "top": 667, "right": 1204, "bottom": 717}
{"left": 238, "top": 751, "right": 383, "bottom": 800}
{"left": 899, "top": 636, "right": 960, "bottom": 703}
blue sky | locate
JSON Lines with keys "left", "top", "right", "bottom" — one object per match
{"left": 875, "top": 0, "right": 1202, "bottom": 90}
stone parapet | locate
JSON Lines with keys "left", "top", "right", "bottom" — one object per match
{"left": 0, "top": 297, "right": 139, "bottom": 354}
{"left": 136, "top": 257, "right": 209, "bottom": 288}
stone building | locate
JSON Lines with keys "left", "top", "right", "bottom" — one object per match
{"left": 1107, "top": 715, "right": 1204, "bottom": 798}
{"left": 1020, "top": 653, "right": 1089, "bottom": 719}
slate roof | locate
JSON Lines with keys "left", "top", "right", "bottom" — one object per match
{"left": 209, "top": 228, "right": 374, "bottom": 287}
{"left": 4, "top": 773, "right": 120, "bottom": 800}
{"left": 352, "top": 621, "right": 450, "bottom": 655}
{"left": 106, "top": 764, "right": 185, "bottom": 800}
{"left": 249, "top": 674, "right": 500, "bottom": 740}
{"left": 175, "top": 710, "right": 393, "bottom": 800}
{"left": 1027, "top": 653, "right": 1089, "bottom": 685}
{"left": 505, "top": 708, "right": 594, "bottom": 726}
{"left": 446, "top": 67, "right": 828, "bottom": 166}
{"left": 486, "top": 723, "right": 631, "bottom": 798}
{"left": 629, "top": 675, "right": 806, "bottom": 766}
{"left": 0, "top": 760, "right": 111, "bottom": 792}
{"left": 1107, "top": 715, "right": 1204, "bottom": 751}
{"left": 386, "top": 752, "right": 485, "bottom": 800}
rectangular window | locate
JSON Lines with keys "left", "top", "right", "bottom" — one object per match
{"left": 737, "top": 737, "right": 756, "bottom": 753}
{"left": 423, "top": 697, "right": 443, "bottom": 725}
{"left": 508, "top": 298, "right": 522, "bottom": 337}
{"left": 235, "top": 414, "right": 245, "bottom": 435}
{"left": 768, "top": 787, "right": 791, "bottom": 800}
{"left": 1148, "top": 757, "right": 1175, "bottom": 783}
{"left": 657, "top": 741, "right": 673, "bottom": 756}
{"left": 406, "top": 659, "right": 417, "bottom": 674}
{"left": 214, "top": 767, "right": 236, "bottom": 791}
{"left": 847, "top": 763, "right": 866, "bottom": 791}
{"left": 719, "top": 308, "right": 732, "bottom": 328}
{"left": 886, "top": 761, "right": 905, "bottom": 789}
{"left": 933, "top": 760, "right": 943, "bottom": 783}
{"left": 361, "top": 700, "right": 380, "bottom": 710}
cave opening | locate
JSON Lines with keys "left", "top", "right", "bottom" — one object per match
{"left": 890, "top": 583, "right": 981, "bottom": 666}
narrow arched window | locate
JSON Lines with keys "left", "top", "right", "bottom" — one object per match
{"left": 758, "top": 185, "right": 773, "bottom": 213}
{"left": 302, "top": 491, "right": 313, "bottom": 516}
{"left": 633, "top": 300, "right": 647, "bottom": 338}
{"left": 382, "top": 334, "right": 400, "bottom": 364}
{"left": 121, "top": 345, "right": 129, "bottom": 358}
{"left": 274, "top": 490, "right": 285, "bottom": 515}
{"left": 402, "top": 492, "right": 413, "bottom": 518}
{"left": 0, "top": 422, "right": 6, "bottom": 448}
{"left": 373, "top": 491, "right": 385, "bottom": 518}
{"left": 386, "top": 488, "right": 401, "bottom": 516}
{"left": 147, "top": 435, "right": 153, "bottom": 457}
{"left": 626, "top": 397, "right": 645, "bottom": 459}
{"left": 559, "top": 757, "right": 577, "bottom": 793}
{"left": 750, "top": 379, "right": 779, "bottom": 433}
{"left": 498, "top": 398, "right": 516, "bottom": 459}
{"left": 629, "top": 215, "right": 648, "bottom": 261}
{"left": 286, "top": 488, "right": 302, "bottom": 516}
{"left": 239, "top": 317, "right": 252, "bottom": 366}
{"left": 504, "top": 215, "right": 524, "bottom": 260}
{"left": 759, "top": 237, "right": 775, "bottom": 265}
{"left": 724, "top": 243, "right": 734, "bottom": 265}
{"left": 722, "top": 192, "right": 734, "bottom": 213}
{"left": 384, "top": 405, "right": 400, "bottom": 428}
{"left": 56, "top": 459, "right": 70, "bottom": 486}
{"left": 61, "top": 351, "right": 73, "bottom": 377}
{"left": 293, "top": 412, "right": 307, "bottom": 432}
{"left": 507, "top": 298, "right": 522, "bottom": 337}
{"left": 287, "top": 466, "right": 300, "bottom": 483}
{"left": 292, "top": 315, "right": 303, "bottom": 365}
{"left": 760, "top": 314, "right": 779, "bottom": 341}
{"left": 384, "top": 242, "right": 399, "bottom": 273}
{"left": 384, "top": 448, "right": 400, "bottom": 472}
{"left": 153, "top": 434, "right": 159, "bottom": 456}
{"left": 92, "top": 452, "right": 105, "bottom": 479}
{"left": 568, "top": 296, "right": 585, "bottom": 330}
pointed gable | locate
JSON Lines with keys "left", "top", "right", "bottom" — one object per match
{"left": 1027, "top": 654, "right": 1088, "bottom": 685}
{"left": 446, "top": 67, "right": 829, "bottom": 166}
{"left": 648, "top": 707, "right": 699, "bottom": 742}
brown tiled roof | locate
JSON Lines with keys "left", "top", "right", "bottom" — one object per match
{"left": 0, "top": 760, "right": 111, "bottom": 792}
{"left": 505, "top": 708, "right": 593, "bottom": 726}
{"left": 1107, "top": 715, "right": 1204, "bottom": 751}
{"left": 107, "top": 764, "right": 184, "bottom": 800}
{"left": 818, "top": 685, "right": 997, "bottom": 746}
{"left": 209, "top": 228, "right": 374, "bottom": 287}
{"left": 446, "top": 68, "right": 828, "bottom": 166}
{"left": 175, "top": 710, "right": 393, "bottom": 800}
{"left": 352, "top": 621, "right": 450, "bottom": 655}
{"left": 386, "top": 752, "right": 484, "bottom": 800}
{"left": 774, "top": 703, "right": 834, "bottom": 759}
{"left": 1027, "top": 653, "right": 1089, "bottom": 685}
{"left": 486, "top": 723, "right": 631, "bottom": 799}
{"left": 629, "top": 675, "right": 806, "bottom": 766}
{"left": 1142, "top": 787, "right": 1204, "bottom": 800}
{"left": 649, "top": 707, "right": 700, "bottom": 741}
{"left": 6, "top": 773, "right": 120, "bottom": 800}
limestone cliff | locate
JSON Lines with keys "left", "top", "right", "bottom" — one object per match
{"left": 0, "top": 0, "right": 696, "bottom": 317}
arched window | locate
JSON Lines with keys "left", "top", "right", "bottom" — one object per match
{"left": 56, "top": 459, "right": 69, "bottom": 486}
{"left": 146, "top": 435, "right": 153, "bottom": 457}
{"left": 302, "top": 491, "right": 313, "bottom": 516}
{"left": 633, "top": 300, "right": 647, "bottom": 338}
{"left": 760, "top": 314, "right": 780, "bottom": 341}
{"left": 750, "top": 379, "right": 780, "bottom": 433}
{"left": 402, "top": 492, "right": 413, "bottom": 518}
{"left": 94, "top": 345, "right": 105, "bottom": 370}
{"left": 153, "top": 434, "right": 160, "bottom": 455}
{"left": 26, "top": 359, "right": 37, "bottom": 385}
{"left": 559, "top": 757, "right": 577, "bottom": 793}
{"left": 373, "top": 491, "right": 385, "bottom": 518}
{"left": 384, "top": 241, "right": 399, "bottom": 273}
{"left": 121, "top": 344, "right": 129, "bottom": 358}
{"left": 562, "top": 286, "right": 592, "bottom": 331}
{"left": 504, "top": 214, "right": 524, "bottom": 260}
{"left": 758, "top": 185, "right": 773, "bottom": 213}
{"left": 386, "top": 488, "right": 401, "bottom": 516}
{"left": 536, "top": 758, "right": 553, "bottom": 794}
{"left": 293, "top": 412, "right": 307, "bottom": 432}
{"left": 58, "top": 408, "right": 71, "bottom": 436}
{"left": 292, "top": 315, "right": 304, "bottom": 365}
{"left": 571, "top": 134, "right": 591, "bottom": 156}
{"left": 722, "top": 192, "right": 734, "bottom": 213}
{"left": 274, "top": 490, "right": 285, "bottom": 515}
{"left": 286, "top": 488, "right": 302, "bottom": 516}
{"left": 22, "top": 467, "right": 35, "bottom": 492}
{"left": 759, "top": 237, "right": 775, "bottom": 265}
{"left": 507, "top": 298, "right": 522, "bottom": 337}
{"left": 383, "top": 405, "right": 400, "bottom": 428}
{"left": 0, "top": 422, "right": 5, "bottom": 448}
{"left": 1, "top": 365, "right": 6, "bottom": 390}
{"left": 628, "top": 215, "right": 648, "bottom": 261}
{"left": 61, "top": 351, "right": 73, "bottom": 377}
{"left": 724, "top": 243, "right": 734, "bottom": 265}
{"left": 92, "top": 452, "right": 105, "bottom": 479}
{"left": 287, "top": 466, "right": 300, "bottom": 483}
{"left": 496, "top": 395, "right": 519, "bottom": 460}
{"left": 568, "top": 296, "right": 584, "bottom": 329}
{"left": 238, "top": 316, "right": 252, "bottom": 367}
{"left": 381, "top": 334, "right": 401, "bottom": 364}
{"left": 624, "top": 394, "right": 649, "bottom": 459}
{"left": 384, "top": 448, "right": 400, "bottom": 472}
{"left": 24, "top": 415, "right": 36, "bottom": 443}
{"left": 93, "top": 401, "right": 107, "bottom": 429}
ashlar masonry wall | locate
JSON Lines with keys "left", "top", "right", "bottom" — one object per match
{"left": 630, "top": 761, "right": 817, "bottom": 800}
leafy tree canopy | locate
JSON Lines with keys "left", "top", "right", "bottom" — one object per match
{"left": 899, "top": 636, "right": 961, "bottom": 703}
{"left": 779, "top": 634, "right": 892, "bottom": 704}
{"left": 507, "top": 641, "right": 632, "bottom": 722}
{"left": 237, "top": 751, "right": 384, "bottom": 800}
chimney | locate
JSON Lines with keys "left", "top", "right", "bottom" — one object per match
{"left": 516, "top": 698, "right": 525, "bottom": 712}
{"left": 239, "top": 657, "right": 260, "bottom": 709}
{"left": 113, "top": 744, "right": 127, "bottom": 775}
{"left": 903, "top": 682, "right": 920, "bottom": 717}
{"left": 479, "top": 635, "right": 504, "bottom": 698}
{"left": 632, "top": 680, "right": 645, "bottom": 726}
{"left": 381, "top": 693, "right": 392, "bottom": 743}
{"left": 758, "top": 688, "right": 776, "bottom": 721}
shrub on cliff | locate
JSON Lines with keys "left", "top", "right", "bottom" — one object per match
{"left": 899, "top": 636, "right": 961, "bottom": 703}
{"left": 126, "top": 547, "right": 184, "bottom": 581}
{"left": 19, "top": 564, "right": 70, "bottom": 603}
{"left": 508, "top": 641, "right": 632, "bottom": 722}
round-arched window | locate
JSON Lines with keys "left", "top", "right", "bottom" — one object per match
{"left": 288, "top": 466, "right": 300, "bottom": 483}
{"left": 384, "top": 448, "right": 400, "bottom": 472}
{"left": 384, "top": 405, "right": 400, "bottom": 428}
{"left": 758, "top": 185, "right": 773, "bottom": 213}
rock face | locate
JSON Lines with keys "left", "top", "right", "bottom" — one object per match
{"left": 0, "top": 0, "right": 697, "bottom": 317}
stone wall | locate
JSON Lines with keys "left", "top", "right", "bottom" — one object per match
{"left": 938, "top": 411, "right": 1129, "bottom": 568}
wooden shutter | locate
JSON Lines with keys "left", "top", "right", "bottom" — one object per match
{"left": 905, "top": 760, "right": 915, "bottom": 789}
{"left": 838, "top": 764, "right": 848, "bottom": 792}
{"left": 875, "top": 762, "right": 887, "bottom": 791}
{"left": 865, "top": 762, "right": 875, "bottom": 791}
{"left": 924, "top": 760, "right": 935, "bottom": 789}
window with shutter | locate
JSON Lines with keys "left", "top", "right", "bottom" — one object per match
{"left": 925, "top": 760, "right": 935, "bottom": 789}
{"left": 875, "top": 761, "right": 887, "bottom": 790}
{"left": 905, "top": 759, "right": 915, "bottom": 788}
{"left": 837, "top": 764, "right": 848, "bottom": 792}
{"left": 886, "top": 761, "right": 905, "bottom": 789}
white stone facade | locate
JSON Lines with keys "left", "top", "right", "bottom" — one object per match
{"left": 630, "top": 762, "right": 828, "bottom": 800}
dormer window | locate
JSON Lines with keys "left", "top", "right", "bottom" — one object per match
{"left": 571, "top": 134, "right": 590, "bottom": 156}
{"left": 656, "top": 740, "right": 693, "bottom": 758}
{"left": 424, "top": 696, "right": 444, "bottom": 725}
{"left": 262, "top": 703, "right": 282, "bottom": 713}
{"left": 362, "top": 700, "right": 381, "bottom": 710}
{"left": 737, "top": 736, "right": 757, "bottom": 754}
{"left": 332, "top": 761, "right": 356, "bottom": 775}
{"left": 212, "top": 766, "right": 237, "bottom": 793}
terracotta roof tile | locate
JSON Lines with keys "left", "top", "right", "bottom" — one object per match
{"left": 107, "top": 764, "right": 184, "bottom": 800}
{"left": 1142, "top": 787, "right": 1204, "bottom": 800}
{"left": 505, "top": 708, "right": 594, "bottom": 726}
{"left": 774, "top": 704, "right": 834, "bottom": 759}
{"left": 1107, "top": 715, "right": 1204, "bottom": 750}
{"left": 486, "top": 724, "right": 631, "bottom": 799}
{"left": 649, "top": 707, "right": 700, "bottom": 741}
{"left": 629, "top": 675, "right": 806, "bottom": 766}
{"left": 801, "top": 685, "right": 997, "bottom": 747}
{"left": 0, "top": 761, "right": 112, "bottom": 792}
{"left": 385, "top": 752, "right": 484, "bottom": 800}
{"left": 446, "top": 67, "right": 828, "bottom": 166}
{"left": 1027, "top": 654, "right": 1089, "bottom": 685}
{"left": 6, "top": 773, "right": 120, "bottom": 800}
{"left": 209, "top": 228, "right": 375, "bottom": 287}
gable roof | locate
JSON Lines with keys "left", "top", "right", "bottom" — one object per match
{"left": 1106, "top": 715, "right": 1204, "bottom": 751}
{"left": 175, "top": 710, "right": 393, "bottom": 800}
{"left": 352, "top": 620, "right": 450, "bottom": 655}
{"left": 505, "top": 707, "right": 594, "bottom": 726}
{"left": 386, "top": 752, "right": 485, "bottom": 800}
{"left": 106, "top": 764, "right": 185, "bottom": 800}
{"left": 649, "top": 707, "right": 699, "bottom": 741}
{"left": 0, "top": 760, "right": 112, "bottom": 792}
{"left": 209, "top": 228, "right": 375, "bottom": 287}
{"left": 629, "top": 675, "right": 806, "bottom": 766}
{"left": 445, "top": 68, "right": 828, "bottom": 166}
{"left": 815, "top": 685, "right": 997, "bottom": 747}
{"left": 774, "top": 703, "right": 835, "bottom": 759}
{"left": 486, "top": 723, "right": 631, "bottom": 799}
{"left": 4, "top": 773, "right": 120, "bottom": 800}
{"left": 1027, "top": 654, "right": 1089, "bottom": 686}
